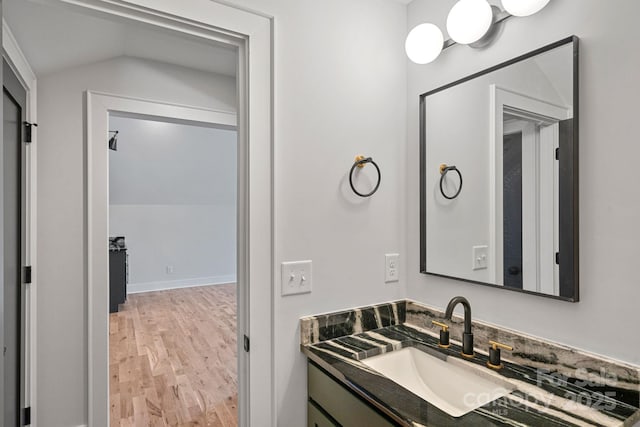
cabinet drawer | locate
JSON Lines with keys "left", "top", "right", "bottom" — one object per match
{"left": 308, "top": 401, "right": 338, "bottom": 427}
{"left": 308, "top": 362, "right": 396, "bottom": 427}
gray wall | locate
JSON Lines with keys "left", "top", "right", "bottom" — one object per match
{"left": 36, "top": 0, "right": 409, "bottom": 423}
{"left": 109, "top": 116, "right": 237, "bottom": 291}
{"left": 408, "top": 0, "right": 640, "bottom": 365}
{"left": 220, "top": 0, "right": 408, "bottom": 425}
{"left": 37, "top": 56, "right": 235, "bottom": 427}
{"left": 36, "top": 1, "right": 640, "bottom": 427}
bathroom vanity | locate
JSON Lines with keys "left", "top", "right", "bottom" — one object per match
{"left": 308, "top": 361, "right": 395, "bottom": 426}
{"left": 300, "top": 301, "right": 640, "bottom": 426}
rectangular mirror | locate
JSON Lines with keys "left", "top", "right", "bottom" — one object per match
{"left": 419, "top": 37, "right": 579, "bottom": 301}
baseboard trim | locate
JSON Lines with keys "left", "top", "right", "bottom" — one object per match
{"left": 127, "top": 275, "right": 236, "bottom": 294}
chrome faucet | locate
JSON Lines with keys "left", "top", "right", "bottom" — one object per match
{"left": 444, "top": 296, "right": 474, "bottom": 358}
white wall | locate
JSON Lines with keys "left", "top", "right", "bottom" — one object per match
{"left": 37, "top": 56, "right": 235, "bottom": 427}
{"left": 408, "top": 0, "right": 640, "bottom": 366}
{"left": 34, "top": 1, "right": 640, "bottom": 426}
{"left": 36, "top": 0, "right": 408, "bottom": 424}
{"left": 218, "top": 0, "right": 408, "bottom": 425}
{"left": 109, "top": 116, "right": 237, "bottom": 292}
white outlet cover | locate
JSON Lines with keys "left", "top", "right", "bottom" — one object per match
{"left": 385, "top": 253, "right": 400, "bottom": 283}
{"left": 281, "top": 260, "right": 312, "bottom": 296}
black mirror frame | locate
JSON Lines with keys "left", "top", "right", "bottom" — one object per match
{"left": 419, "top": 36, "right": 579, "bottom": 302}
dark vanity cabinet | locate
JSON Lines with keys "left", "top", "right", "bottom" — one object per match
{"left": 109, "top": 238, "right": 128, "bottom": 313}
{"left": 308, "top": 402, "right": 337, "bottom": 427}
{"left": 307, "top": 362, "right": 397, "bottom": 427}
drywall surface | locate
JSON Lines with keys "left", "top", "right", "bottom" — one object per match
{"left": 408, "top": 0, "right": 640, "bottom": 366}
{"left": 37, "top": 56, "right": 235, "bottom": 427}
{"left": 221, "top": 0, "right": 408, "bottom": 425}
{"left": 109, "top": 204, "right": 236, "bottom": 291}
{"left": 38, "top": 1, "right": 407, "bottom": 426}
{"left": 109, "top": 116, "right": 237, "bottom": 291}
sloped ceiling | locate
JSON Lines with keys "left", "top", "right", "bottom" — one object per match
{"left": 3, "top": 0, "right": 237, "bottom": 77}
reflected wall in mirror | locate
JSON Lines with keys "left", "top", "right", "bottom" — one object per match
{"left": 419, "top": 37, "right": 579, "bottom": 301}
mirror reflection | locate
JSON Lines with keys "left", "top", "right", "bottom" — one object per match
{"left": 420, "top": 38, "right": 578, "bottom": 300}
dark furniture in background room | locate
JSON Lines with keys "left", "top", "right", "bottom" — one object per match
{"left": 109, "top": 236, "right": 128, "bottom": 313}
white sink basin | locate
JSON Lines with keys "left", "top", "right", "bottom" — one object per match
{"left": 361, "top": 347, "right": 514, "bottom": 418}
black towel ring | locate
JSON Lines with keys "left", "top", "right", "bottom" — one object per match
{"left": 349, "top": 155, "right": 381, "bottom": 198}
{"left": 439, "top": 164, "right": 462, "bottom": 200}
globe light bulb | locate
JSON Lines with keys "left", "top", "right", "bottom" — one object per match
{"left": 405, "top": 23, "right": 444, "bottom": 65}
{"left": 501, "top": 0, "right": 551, "bottom": 17}
{"left": 446, "top": 0, "right": 493, "bottom": 45}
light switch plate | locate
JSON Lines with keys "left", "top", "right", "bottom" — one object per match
{"left": 385, "top": 253, "right": 400, "bottom": 283}
{"left": 281, "top": 260, "right": 312, "bottom": 296}
{"left": 472, "top": 246, "right": 488, "bottom": 270}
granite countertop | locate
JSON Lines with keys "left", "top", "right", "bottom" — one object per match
{"left": 300, "top": 301, "right": 640, "bottom": 427}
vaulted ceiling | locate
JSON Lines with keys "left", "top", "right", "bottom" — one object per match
{"left": 4, "top": 0, "right": 237, "bottom": 77}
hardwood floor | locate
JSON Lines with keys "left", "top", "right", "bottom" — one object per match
{"left": 109, "top": 284, "right": 238, "bottom": 427}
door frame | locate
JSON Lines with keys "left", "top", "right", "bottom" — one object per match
{"left": 2, "top": 19, "right": 38, "bottom": 426}
{"left": 68, "top": 1, "right": 274, "bottom": 426}
{"left": 490, "top": 84, "right": 570, "bottom": 290}
{"left": 87, "top": 92, "right": 239, "bottom": 425}
{"left": 503, "top": 117, "right": 560, "bottom": 294}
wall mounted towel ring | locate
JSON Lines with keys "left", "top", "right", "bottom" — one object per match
{"left": 349, "top": 155, "right": 381, "bottom": 197}
{"left": 439, "top": 163, "right": 462, "bottom": 200}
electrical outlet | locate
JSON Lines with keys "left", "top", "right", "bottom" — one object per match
{"left": 385, "top": 253, "right": 400, "bottom": 283}
{"left": 166, "top": 265, "right": 174, "bottom": 274}
{"left": 281, "top": 260, "right": 312, "bottom": 296}
{"left": 472, "top": 246, "right": 488, "bottom": 270}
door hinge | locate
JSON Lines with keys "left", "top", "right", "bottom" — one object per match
{"left": 24, "top": 266, "right": 32, "bottom": 284}
{"left": 23, "top": 122, "right": 38, "bottom": 143}
{"left": 555, "top": 147, "right": 559, "bottom": 160}
{"left": 243, "top": 335, "right": 250, "bottom": 352}
{"left": 555, "top": 252, "right": 560, "bottom": 265}
{"left": 23, "top": 406, "right": 31, "bottom": 425}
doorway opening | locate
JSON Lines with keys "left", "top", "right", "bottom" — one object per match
{"left": 491, "top": 85, "right": 570, "bottom": 295}
{"left": 108, "top": 113, "right": 238, "bottom": 425}
{"left": 4, "top": 0, "right": 274, "bottom": 425}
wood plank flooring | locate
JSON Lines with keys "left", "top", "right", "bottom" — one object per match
{"left": 109, "top": 284, "right": 238, "bottom": 427}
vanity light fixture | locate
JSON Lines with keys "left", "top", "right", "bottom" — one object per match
{"left": 501, "top": 0, "right": 550, "bottom": 17}
{"left": 405, "top": 23, "right": 445, "bottom": 65}
{"left": 406, "top": 0, "right": 551, "bottom": 64}
{"left": 446, "top": 0, "right": 493, "bottom": 45}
